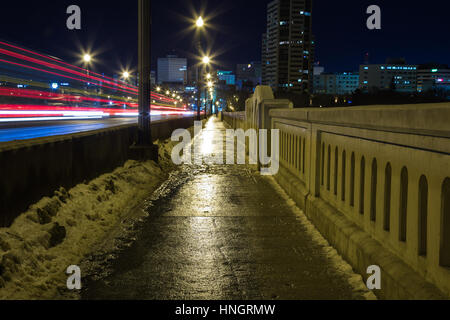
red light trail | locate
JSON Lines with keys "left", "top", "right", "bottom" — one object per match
{"left": 0, "top": 41, "right": 190, "bottom": 121}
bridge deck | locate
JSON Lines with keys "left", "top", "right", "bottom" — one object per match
{"left": 81, "top": 117, "right": 373, "bottom": 300}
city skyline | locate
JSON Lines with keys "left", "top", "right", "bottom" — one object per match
{"left": 0, "top": 0, "right": 449, "bottom": 76}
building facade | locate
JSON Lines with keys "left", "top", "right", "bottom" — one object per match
{"left": 157, "top": 55, "right": 187, "bottom": 84}
{"left": 262, "top": 0, "right": 314, "bottom": 94}
{"left": 217, "top": 70, "right": 236, "bottom": 86}
{"left": 313, "top": 72, "right": 359, "bottom": 95}
{"left": 359, "top": 64, "right": 418, "bottom": 93}
{"left": 313, "top": 73, "right": 336, "bottom": 95}
{"left": 336, "top": 72, "right": 359, "bottom": 95}
{"left": 417, "top": 64, "right": 450, "bottom": 93}
{"left": 261, "top": 33, "right": 268, "bottom": 86}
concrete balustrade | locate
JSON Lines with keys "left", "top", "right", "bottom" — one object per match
{"left": 223, "top": 86, "right": 450, "bottom": 299}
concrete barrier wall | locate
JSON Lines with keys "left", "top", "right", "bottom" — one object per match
{"left": 223, "top": 111, "right": 246, "bottom": 130}
{"left": 223, "top": 98, "right": 450, "bottom": 299}
{"left": 0, "top": 117, "right": 195, "bottom": 227}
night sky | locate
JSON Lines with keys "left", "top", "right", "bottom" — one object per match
{"left": 0, "top": 0, "right": 449, "bottom": 75}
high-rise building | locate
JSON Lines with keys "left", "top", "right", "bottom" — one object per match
{"left": 262, "top": 33, "right": 268, "bottom": 85}
{"left": 262, "top": 0, "right": 314, "bottom": 94}
{"left": 157, "top": 55, "right": 187, "bottom": 84}
{"left": 359, "top": 63, "right": 417, "bottom": 93}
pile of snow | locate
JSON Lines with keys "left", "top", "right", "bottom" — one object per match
{"left": 0, "top": 138, "right": 178, "bottom": 300}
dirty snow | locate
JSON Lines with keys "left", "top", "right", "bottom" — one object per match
{"left": 0, "top": 138, "right": 178, "bottom": 300}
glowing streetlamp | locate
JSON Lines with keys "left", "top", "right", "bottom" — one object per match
{"left": 196, "top": 17, "right": 204, "bottom": 28}
{"left": 194, "top": 15, "right": 211, "bottom": 120}
{"left": 83, "top": 54, "right": 92, "bottom": 63}
{"left": 202, "top": 56, "right": 211, "bottom": 65}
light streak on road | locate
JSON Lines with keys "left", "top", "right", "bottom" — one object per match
{"left": 0, "top": 40, "right": 190, "bottom": 125}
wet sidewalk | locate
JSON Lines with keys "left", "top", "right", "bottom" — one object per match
{"left": 82, "top": 117, "right": 371, "bottom": 300}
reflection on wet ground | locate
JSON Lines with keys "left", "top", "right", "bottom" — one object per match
{"left": 82, "top": 117, "right": 369, "bottom": 300}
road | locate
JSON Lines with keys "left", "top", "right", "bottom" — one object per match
{"left": 0, "top": 115, "right": 190, "bottom": 143}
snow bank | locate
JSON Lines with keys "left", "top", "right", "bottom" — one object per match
{"left": 0, "top": 138, "right": 178, "bottom": 300}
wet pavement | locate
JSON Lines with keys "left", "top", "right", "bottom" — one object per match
{"left": 82, "top": 117, "right": 369, "bottom": 300}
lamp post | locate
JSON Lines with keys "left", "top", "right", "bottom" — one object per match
{"left": 194, "top": 17, "right": 205, "bottom": 121}
{"left": 138, "top": 0, "right": 152, "bottom": 145}
{"left": 131, "top": 0, "right": 158, "bottom": 160}
{"left": 201, "top": 56, "right": 211, "bottom": 117}
{"left": 83, "top": 54, "right": 91, "bottom": 75}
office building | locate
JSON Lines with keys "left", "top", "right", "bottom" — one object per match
{"left": 313, "top": 72, "right": 359, "bottom": 95}
{"left": 336, "top": 72, "right": 359, "bottom": 94}
{"left": 359, "top": 63, "right": 418, "bottom": 93}
{"left": 157, "top": 55, "right": 187, "bottom": 84}
{"left": 313, "top": 73, "right": 336, "bottom": 95}
{"left": 217, "top": 70, "right": 236, "bottom": 86}
{"left": 262, "top": 33, "right": 268, "bottom": 86}
{"left": 262, "top": 0, "right": 314, "bottom": 94}
{"left": 417, "top": 64, "right": 450, "bottom": 93}
{"left": 313, "top": 65, "right": 324, "bottom": 76}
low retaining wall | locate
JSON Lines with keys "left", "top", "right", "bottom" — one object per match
{"left": 0, "top": 117, "right": 194, "bottom": 227}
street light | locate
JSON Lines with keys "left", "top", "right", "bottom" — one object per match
{"left": 82, "top": 53, "right": 93, "bottom": 83}
{"left": 194, "top": 17, "right": 206, "bottom": 120}
{"left": 122, "top": 71, "right": 130, "bottom": 79}
{"left": 202, "top": 56, "right": 211, "bottom": 64}
{"left": 200, "top": 56, "right": 212, "bottom": 116}
{"left": 83, "top": 54, "right": 92, "bottom": 63}
{"left": 196, "top": 17, "right": 204, "bottom": 28}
